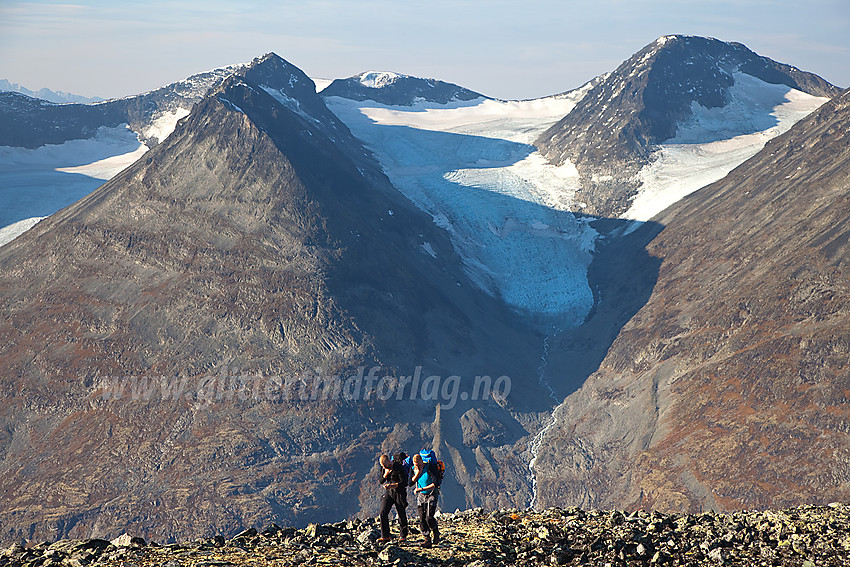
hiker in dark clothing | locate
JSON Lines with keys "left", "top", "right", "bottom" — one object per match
{"left": 377, "top": 453, "right": 409, "bottom": 542}
{"left": 412, "top": 453, "right": 440, "bottom": 547}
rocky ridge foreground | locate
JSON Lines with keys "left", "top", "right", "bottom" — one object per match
{"left": 4, "top": 505, "right": 850, "bottom": 567}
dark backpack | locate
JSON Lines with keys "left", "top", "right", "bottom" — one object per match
{"left": 393, "top": 452, "right": 411, "bottom": 488}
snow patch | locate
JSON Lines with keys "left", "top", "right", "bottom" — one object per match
{"left": 57, "top": 144, "right": 147, "bottom": 179}
{"left": 217, "top": 96, "right": 245, "bottom": 114}
{"left": 624, "top": 73, "right": 829, "bottom": 221}
{"left": 259, "top": 84, "right": 318, "bottom": 123}
{"left": 358, "top": 71, "right": 406, "bottom": 89}
{"left": 0, "top": 216, "right": 44, "bottom": 247}
{"left": 311, "top": 78, "right": 334, "bottom": 92}
{"left": 141, "top": 108, "right": 191, "bottom": 143}
{"left": 421, "top": 242, "right": 437, "bottom": 258}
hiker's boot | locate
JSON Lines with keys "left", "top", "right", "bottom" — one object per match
{"left": 421, "top": 537, "right": 432, "bottom": 548}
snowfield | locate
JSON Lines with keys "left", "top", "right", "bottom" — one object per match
{"left": 0, "top": 68, "right": 830, "bottom": 324}
{"left": 0, "top": 113, "right": 191, "bottom": 244}
{"left": 0, "top": 216, "right": 44, "bottom": 248}
{"left": 141, "top": 108, "right": 191, "bottom": 144}
{"left": 625, "top": 73, "right": 829, "bottom": 221}
{"left": 325, "top": 89, "right": 599, "bottom": 323}
{"left": 0, "top": 125, "right": 146, "bottom": 231}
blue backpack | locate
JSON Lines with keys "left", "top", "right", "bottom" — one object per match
{"left": 419, "top": 449, "right": 445, "bottom": 486}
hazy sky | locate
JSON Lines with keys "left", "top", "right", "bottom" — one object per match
{"left": 1, "top": 0, "right": 848, "bottom": 100}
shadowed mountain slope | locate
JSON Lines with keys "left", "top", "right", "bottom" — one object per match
{"left": 0, "top": 54, "right": 542, "bottom": 543}
{"left": 535, "top": 87, "right": 850, "bottom": 512}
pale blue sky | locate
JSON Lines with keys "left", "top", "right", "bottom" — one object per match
{"left": 1, "top": 0, "right": 848, "bottom": 100}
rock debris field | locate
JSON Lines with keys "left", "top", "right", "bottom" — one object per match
{"left": 3, "top": 505, "right": 850, "bottom": 567}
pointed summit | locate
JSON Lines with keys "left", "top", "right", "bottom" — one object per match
{"left": 535, "top": 86, "right": 850, "bottom": 513}
{"left": 536, "top": 35, "right": 841, "bottom": 216}
{"left": 0, "top": 54, "right": 535, "bottom": 542}
{"left": 231, "top": 52, "right": 360, "bottom": 146}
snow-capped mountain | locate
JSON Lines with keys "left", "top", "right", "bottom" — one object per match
{"left": 0, "top": 79, "right": 104, "bottom": 104}
{"left": 0, "top": 52, "right": 542, "bottom": 543}
{"left": 535, "top": 85, "right": 850, "bottom": 514}
{"left": 0, "top": 38, "right": 848, "bottom": 543}
{"left": 322, "top": 71, "right": 486, "bottom": 105}
{"left": 536, "top": 35, "right": 841, "bottom": 218}
{"left": 0, "top": 65, "right": 241, "bottom": 149}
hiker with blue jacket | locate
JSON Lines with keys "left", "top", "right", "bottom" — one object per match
{"left": 377, "top": 453, "right": 410, "bottom": 542}
{"left": 411, "top": 451, "right": 441, "bottom": 547}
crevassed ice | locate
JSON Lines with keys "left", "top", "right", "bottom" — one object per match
{"left": 325, "top": 93, "right": 598, "bottom": 324}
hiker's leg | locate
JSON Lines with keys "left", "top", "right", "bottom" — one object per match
{"left": 396, "top": 500, "right": 409, "bottom": 538}
{"left": 379, "top": 493, "right": 393, "bottom": 539}
{"left": 427, "top": 495, "right": 439, "bottom": 541}
{"left": 417, "top": 502, "right": 429, "bottom": 537}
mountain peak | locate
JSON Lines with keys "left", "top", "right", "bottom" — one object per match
{"left": 0, "top": 53, "right": 537, "bottom": 540}
{"left": 0, "top": 78, "right": 103, "bottom": 104}
{"left": 355, "top": 70, "right": 408, "bottom": 88}
{"left": 242, "top": 52, "right": 314, "bottom": 91}
{"left": 322, "top": 70, "right": 486, "bottom": 106}
{"left": 535, "top": 35, "right": 841, "bottom": 216}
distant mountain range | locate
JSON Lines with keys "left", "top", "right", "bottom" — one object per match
{"left": 0, "top": 36, "right": 847, "bottom": 544}
{"left": 0, "top": 79, "right": 104, "bottom": 104}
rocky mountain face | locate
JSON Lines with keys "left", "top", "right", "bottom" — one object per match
{"left": 534, "top": 87, "right": 850, "bottom": 513}
{"left": 535, "top": 35, "right": 842, "bottom": 217}
{"left": 0, "top": 54, "right": 545, "bottom": 543}
{"left": 321, "top": 71, "right": 485, "bottom": 105}
{"left": 0, "top": 65, "right": 238, "bottom": 148}
{"left": 2, "top": 39, "right": 848, "bottom": 547}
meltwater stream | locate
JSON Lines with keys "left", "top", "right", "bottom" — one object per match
{"left": 528, "top": 335, "right": 560, "bottom": 510}
{"left": 322, "top": 94, "right": 604, "bottom": 508}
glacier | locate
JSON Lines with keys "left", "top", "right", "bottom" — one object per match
{"left": 325, "top": 90, "right": 599, "bottom": 323}
{"left": 0, "top": 124, "right": 146, "bottom": 230}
